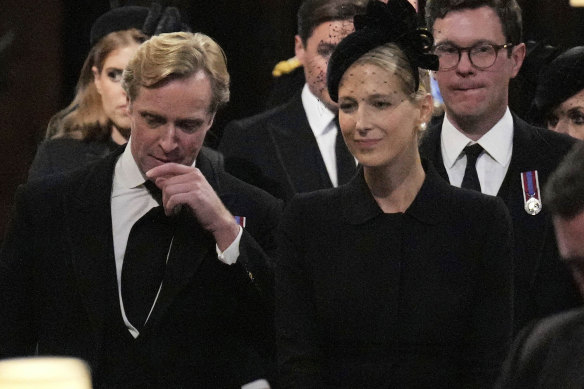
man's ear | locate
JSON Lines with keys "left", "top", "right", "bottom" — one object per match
{"left": 294, "top": 35, "right": 306, "bottom": 66}
{"left": 510, "top": 42, "right": 526, "bottom": 78}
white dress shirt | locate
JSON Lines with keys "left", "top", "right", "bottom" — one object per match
{"left": 111, "top": 139, "right": 242, "bottom": 338}
{"left": 301, "top": 84, "right": 340, "bottom": 187}
{"left": 441, "top": 108, "right": 514, "bottom": 196}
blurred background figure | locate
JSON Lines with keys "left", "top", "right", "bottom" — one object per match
{"left": 496, "top": 142, "right": 584, "bottom": 388}
{"left": 529, "top": 46, "right": 584, "bottom": 139}
{"left": 28, "top": 4, "right": 188, "bottom": 180}
{"left": 264, "top": 0, "right": 426, "bottom": 111}
{"left": 219, "top": 0, "right": 365, "bottom": 202}
{"left": 508, "top": 40, "right": 561, "bottom": 121}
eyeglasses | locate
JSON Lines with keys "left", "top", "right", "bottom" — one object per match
{"left": 433, "top": 43, "right": 514, "bottom": 71}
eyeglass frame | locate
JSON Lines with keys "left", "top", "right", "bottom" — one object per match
{"left": 432, "top": 42, "right": 514, "bottom": 71}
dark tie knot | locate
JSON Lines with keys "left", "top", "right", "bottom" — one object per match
{"left": 463, "top": 143, "right": 484, "bottom": 163}
{"left": 144, "top": 180, "right": 163, "bottom": 206}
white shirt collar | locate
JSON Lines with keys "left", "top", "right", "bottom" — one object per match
{"left": 115, "top": 137, "right": 149, "bottom": 190}
{"left": 441, "top": 108, "right": 514, "bottom": 168}
{"left": 301, "top": 84, "right": 336, "bottom": 137}
{"left": 114, "top": 137, "right": 199, "bottom": 192}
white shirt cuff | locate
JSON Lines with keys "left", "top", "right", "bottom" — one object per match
{"left": 242, "top": 379, "right": 271, "bottom": 389}
{"left": 215, "top": 225, "right": 243, "bottom": 265}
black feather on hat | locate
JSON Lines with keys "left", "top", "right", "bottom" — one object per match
{"left": 90, "top": 3, "right": 190, "bottom": 47}
{"left": 327, "top": 0, "right": 438, "bottom": 102}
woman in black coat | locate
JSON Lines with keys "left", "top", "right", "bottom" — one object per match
{"left": 275, "top": 1, "right": 513, "bottom": 388}
{"left": 28, "top": 5, "right": 188, "bottom": 180}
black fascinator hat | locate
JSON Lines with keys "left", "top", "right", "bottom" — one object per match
{"left": 90, "top": 3, "right": 190, "bottom": 47}
{"left": 327, "top": 0, "right": 439, "bottom": 102}
{"left": 530, "top": 46, "right": 584, "bottom": 125}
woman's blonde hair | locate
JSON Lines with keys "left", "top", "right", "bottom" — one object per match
{"left": 47, "top": 28, "right": 147, "bottom": 141}
{"left": 352, "top": 43, "right": 431, "bottom": 102}
{"left": 123, "top": 31, "right": 230, "bottom": 113}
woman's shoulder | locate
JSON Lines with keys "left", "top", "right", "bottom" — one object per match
{"left": 284, "top": 187, "right": 346, "bottom": 223}
{"left": 29, "top": 137, "right": 116, "bottom": 181}
{"left": 290, "top": 186, "right": 345, "bottom": 208}
{"left": 41, "top": 136, "right": 113, "bottom": 153}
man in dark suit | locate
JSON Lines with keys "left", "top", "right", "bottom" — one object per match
{"left": 0, "top": 32, "right": 280, "bottom": 388}
{"left": 496, "top": 142, "right": 584, "bottom": 388}
{"left": 218, "top": 0, "right": 366, "bottom": 202}
{"left": 419, "top": 0, "right": 581, "bottom": 333}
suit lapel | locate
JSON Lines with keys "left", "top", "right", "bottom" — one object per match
{"left": 268, "top": 95, "right": 332, "bottom": 194}
{"left": 419, "top": 120, "right": 449, "bottom": 182}
{"left": 143, "top": 211, "right": 212, "bottom": 333}
{"left": 499, "top": 116, "right": 551, "bottom": 287}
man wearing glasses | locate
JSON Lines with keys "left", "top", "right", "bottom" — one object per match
{"left": 420, "top": 0, "right": 580, "bottom": 334}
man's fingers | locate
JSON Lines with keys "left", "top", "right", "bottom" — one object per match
{"left": 153, "top": 177, "right": 167, "bottom": 189}
{"left": 161, "top": 182, "right": 194, "bottom": 200}
{"left": 165, "top": 193, "right": 191, "bottom": 216}
{"left": 146, "top": 163, "right": 194, "bottom": 179}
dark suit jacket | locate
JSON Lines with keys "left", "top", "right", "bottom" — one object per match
{"left": 419, "top": 114, "right": 580, "bottom": 333}
{"left": 276, "top": 162, "right": 514, "bottom": 388}
{"left": 1, "top": 146, "right": 281, "bottom": 388}
{"left": 28, "top": 137, "right": 224, "bottom": 181}
{"left": 496, "top": 308, "right": 584, "bottom": 389}
{"left": 219, "top": 93, "right": 336, "bottom": 202}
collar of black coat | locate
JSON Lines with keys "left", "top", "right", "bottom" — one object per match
{"left": 341, "top": 159, "right": 448, "bottom": 226}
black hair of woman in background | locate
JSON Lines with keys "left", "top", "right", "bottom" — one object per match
{"left": 275, "top": 1, "right": 514, "bottom": 387}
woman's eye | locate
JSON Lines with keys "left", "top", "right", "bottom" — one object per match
{"left": 569, "top": 111, "right": 584, "bottom": 125}
{"left": 339, "top": 102, "right": 355, "bottom": 112}
{"left": 373, "top": 101, "right": 390, "bottom": 109}
{"left": 107, "top": 69, "right": 123, "bottom": 82}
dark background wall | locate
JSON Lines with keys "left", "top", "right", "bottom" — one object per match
{"left": 1, "top": 0, "right": 584, "bottom": 240}
{"left": 1, "top": 0, "right": 63, "bottom": 242}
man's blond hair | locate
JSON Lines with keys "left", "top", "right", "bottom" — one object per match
{"left": 123, "top": 31, "right": 230, "bottom": 113}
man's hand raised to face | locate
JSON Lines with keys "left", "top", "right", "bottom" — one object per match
{"left": 146, "top": 163, "right": 240, "bottom": 251}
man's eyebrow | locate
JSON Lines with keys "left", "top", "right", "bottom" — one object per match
{"left": 139, "top": 111, "right": 165, "bottom": 120}
{"left": 434, "top": 39, "right": 497, "bottom": 47}
{"left": 176, "top": 118, "right": 204, "bottom": 126}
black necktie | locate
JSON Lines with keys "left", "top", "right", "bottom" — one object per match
{"left": 334, "top": 118, "right": 356, "bottom": 185}
{"left": 144, "top": 180, "right": 163, "bottom": 205}
{"left": 121, "top": 181, "right": 173, "bottom": 331}
{"left": 461, "top": 144, "right": 484, "bottom": 192}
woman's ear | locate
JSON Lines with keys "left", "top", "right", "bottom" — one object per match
{"left": 418, "top": 93, "right": 433, "bottom": 124}
{"left": 92, "top": 66, "right": 102, "bottom": 95}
